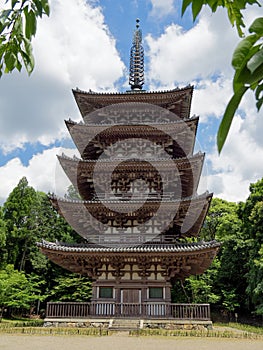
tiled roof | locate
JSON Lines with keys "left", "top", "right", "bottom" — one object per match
{"left": 72, "top": 85, "right": 193, "bottom": 96}
{"left": 37, "top": 239, "right": 221, "bottom": 253}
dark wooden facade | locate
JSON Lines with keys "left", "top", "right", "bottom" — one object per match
{"left": 58, "top": 152, "right": 203, "bottom": 200}
{"left": 38, "top": 85, "right": 220, "bottom": 319}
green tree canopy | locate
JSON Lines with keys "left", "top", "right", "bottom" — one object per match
{"left": 238, "top": 178, "right": 263, "bottom": 314}
{"left": 49, "top": 274, "right": 92, "bottom": 302}
{"left": 0, "top": 264, "right": 44, "bottom": 316}
{"left": 0, "top": 207, "right": 7, "bottom": 268}
{"left": 3, "top": 177, "right": 39, "bottom": 271}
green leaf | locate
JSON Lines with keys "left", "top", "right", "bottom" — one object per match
{"left": 25, "top": 9, "right": 37, "bottom": 39}
{"left": 15, "top": 58, "right": 22, "bottom": 72}
{"left": 181, "top": 0, "right": 193, "bottom": 17}
{"left": 232, "top": 35, "right": 258, "bottom": 70}
{"left": 4, "top": 50, "right": 17, "bottom": 72}
{"left": 0, "top": 42, "right": 7, "bottom": 58}
{"left": 0, "top": 22, "right": 7, "bottom": 35}
{"left": 248, "top": 48, "right": 263, "bottom": 74}
{"left": 255, "top": 83, "right": 263, "bottom": 110}
{"left": 0, "top": 9, "right": 12, "bottom": 21}
{"left": 217, "top": 86, "right": 248, "bottom": 153}
{"left": 249, "top": 17, "right": 263, "bottom": 36}
{"left": 33, "top": 0, "right": 43, "bottom": 17}
{"left": 243, "top": 63, "right": 263, "bottom": 86}
{"left": 21, "top": 38, "right": 34, "bottom": 74}
{"left": 11, "top": 0, "right": 19, "bottom": 8}
{"left": 192, "top": 0, "right": 203, "bottom": 21}
{"left": 41, "top": 0, "right": 50, "bottom": 16}
{"left": 208, "top": 0, "right": 220, "bottom": 13}
{"left": 13, "top": 14, "right": 23, "bottom": 35}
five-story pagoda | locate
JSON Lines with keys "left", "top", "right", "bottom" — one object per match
{"left": 38, "top": 20, "right": 220, "bottom": 320}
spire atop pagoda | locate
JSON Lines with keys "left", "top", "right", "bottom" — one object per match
{"left": 129, "top": 18, "right": 144, "bottom": 90}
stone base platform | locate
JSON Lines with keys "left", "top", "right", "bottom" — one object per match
{"left": 44, "top": 318, "right": 213, "bottom": 331}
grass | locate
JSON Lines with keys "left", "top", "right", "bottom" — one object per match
{"left": 0, "top": 317, "right": 44, "bottom": 328}
{"left": 0, "top": 319, "right": 262, "bottom": 339}
{"left": 0, "top": 326, "right": 109, "bottom": 336}
{"left": 215, "top": 322, "right": 263, "bottom": 335}
{"left": 129, "top": 328, "right": 263, "bottom": 339}
{"left": 129, "top": 321, "right": 263, "bottom": 339}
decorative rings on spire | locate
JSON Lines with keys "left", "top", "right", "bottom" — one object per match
{"left": 129, "top": 19, "right": 144, "bottom": 90}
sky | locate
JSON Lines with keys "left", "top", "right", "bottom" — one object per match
{"left": 0, "top": 0, "right": 262, "bottom": 204}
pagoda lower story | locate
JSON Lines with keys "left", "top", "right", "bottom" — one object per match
{"left": 39, "top": 240, "right": 219, "bottom": 318}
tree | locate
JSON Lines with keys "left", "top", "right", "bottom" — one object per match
{"left": 2, "top": 178, "right": 86, "bottom": 302}
{"left": 181, "top": 1, "right": 263, "bottom": 152}
{"left": 200, "top": 197, "right": 241, "bottom": 241}
{"left": 0, "top": 0, "right": 50, "bottom": 76}
{"left": 199, "top": 197, "right": 248, "bottom": 315}
{"left": 186, "top": 258, "right": 221, "bottom": 304}
{"left": 0, "top": 207, "right": 7, "bottom": 268}
{"left": 64, "top": 184, "right": 82, "bottom": 201}
{"left": 3, "top": 177, "right": 39, "bottom": 272}
{"left": 0, "top": 264, "right": 44, "bottom": 318}
{"left": 48, "top": 274, "right": 92, "bottom": 302}
{"left": 238, "top": 178, "right": 263, "bottom": 315}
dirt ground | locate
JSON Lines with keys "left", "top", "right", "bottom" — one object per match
{"left": 0, "top": 334, "right": 263, "bottom": 350}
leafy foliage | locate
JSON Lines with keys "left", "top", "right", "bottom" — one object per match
{"left": 0, "top": 0, "right": 50, "bottom": 76}
{"left": 173, "top": 187, "right": 263, "bottom": 317}
{"left": 0, "top": 264, "right": 44, "bottom": 312}
{"left": 0, "top": 177, "right": 90, "bottom": 315}
{"left": 0, "top": 207, "right": 7, "bottom": 268}
{"left": 238, "top": 179, "right": 263, "bottom": 315}
{"left": 182, "top": 0, "right": 261, "bottom": 37}
{"left": 49, "top": 275, "right": 92, "bottom": 302}
{"left": 2, "top": 177, "right": 39, "bottom": 271}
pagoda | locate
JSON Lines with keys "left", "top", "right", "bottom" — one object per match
{"left": 38, "top": 20, "right": 220, "bottom": 320}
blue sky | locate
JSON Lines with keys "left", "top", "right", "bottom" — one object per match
{"left": 0, "top": 0, "right": 262, "bottom": 204}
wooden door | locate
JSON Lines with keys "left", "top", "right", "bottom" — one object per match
{"left": 120, "top": 289, "right": 141, "bottom": 316}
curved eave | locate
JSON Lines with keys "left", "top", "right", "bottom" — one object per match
{"left": 57, "top": 153, "right": 204, "bottom": 200}
{"left": 65, "top": 117, "right": 199, "bottom": 160}
{"left": 49, "top": 193, "right": 213, "bottom": 240}
{"left": 72, "top": 86, "right": 193, "bottom": 120}
{"left": 38, "top": 240, "right": 220, "bottom": 278}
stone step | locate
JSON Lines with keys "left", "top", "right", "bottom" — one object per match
{"left": 109, "top": 319, "right": 141, "bottom": 330}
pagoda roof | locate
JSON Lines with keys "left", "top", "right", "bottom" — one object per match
{"left": 37, "top": 239, "right": 220, "bottom": 278}
{"left": 65, "top": 117, "right": 198, "bottom": 160}
{"left": 58, "top": 152, "right": 204, "bottom": 200}
{"left": 72, "top": 86, "right": 193, "bottom": 119}
{"left": 38, "top": 239, "right": 220, "bottom": 253}
{"left": 49, "top": 192, "right": 212, "bottom": 242}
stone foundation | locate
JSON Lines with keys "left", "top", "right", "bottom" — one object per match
{"left": 44, "top": 318, "right": 213, "bottom": 330}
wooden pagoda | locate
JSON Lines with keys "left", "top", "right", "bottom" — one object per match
{"left": 38, "top": 20, "right": 220, "bottom": 322}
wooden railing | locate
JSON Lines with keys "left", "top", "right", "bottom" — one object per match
{"left": 46, "top": 302, "right": 210, "bottom": 320}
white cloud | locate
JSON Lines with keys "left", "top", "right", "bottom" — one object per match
{"left": 191, "top": 77, "right": 233, "bottom": 123}
{"left": 0, "top": 0, "right": 124, "bottom": 153}
{"left": 206, "top": 103, "right": 263, "bottom": 202}
{"left": 146, "top": 8, "right": 239, "bottom": 87}
{"left": 0, "top": 147, "right": 78, "bottom": 204}
{"left": 150, "top": 0, "right": 175, "bottom": 18}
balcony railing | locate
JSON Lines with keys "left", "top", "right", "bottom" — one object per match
{"left": 46, "top": 302, "right": 211, "bottom": 320}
